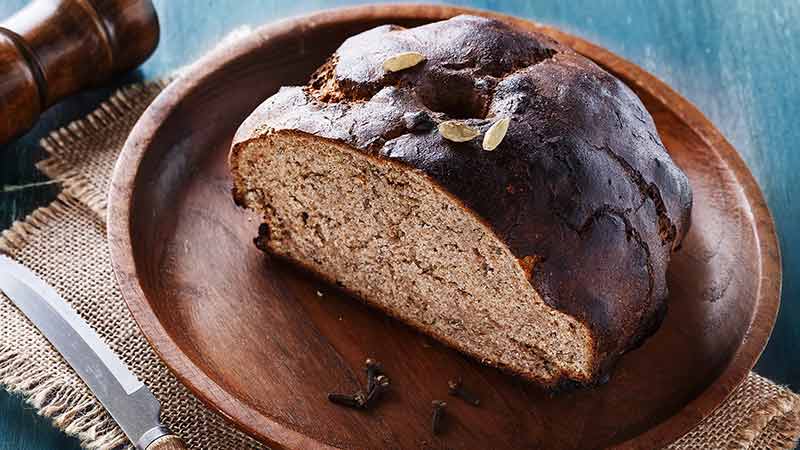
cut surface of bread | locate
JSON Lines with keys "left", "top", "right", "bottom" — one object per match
{"left": 231, "top": 130, "right": 595, "bottom": 385}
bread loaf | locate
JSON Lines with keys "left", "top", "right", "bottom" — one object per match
{"left": 229, "top": 15, "right": 692, "bottom": 388}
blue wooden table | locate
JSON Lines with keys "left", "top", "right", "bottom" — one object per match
{"left": 1, "top": 1, "right": 798, "bottom": 448}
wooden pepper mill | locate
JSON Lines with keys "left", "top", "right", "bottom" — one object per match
{"left": 0, "top": 0, "right": 159, "bottom": 144}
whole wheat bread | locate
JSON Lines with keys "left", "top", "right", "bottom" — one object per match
{"left": 229, "top": 15, "right": 692, "bottom": 388}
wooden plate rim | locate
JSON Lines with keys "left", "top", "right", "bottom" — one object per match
{"left": 107, "top": 4, "right": 782, "bottom": 449}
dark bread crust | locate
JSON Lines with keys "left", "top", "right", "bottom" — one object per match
{"left": 232, "top": 15, "right": 692, "bottom": 383}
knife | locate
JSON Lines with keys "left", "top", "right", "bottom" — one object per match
{"left": 0, "top": 255, "right": 186, "bottom": 450}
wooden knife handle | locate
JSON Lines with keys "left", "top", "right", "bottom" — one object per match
{"left": 145, "top": 435, "right": 188, "bottom": 450}
{"left": 0, "top": 0, "right": 159, "bottom": 144}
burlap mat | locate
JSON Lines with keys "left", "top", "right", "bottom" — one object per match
{"left": 0, "top": 81, "right": 798, "bottom": 449}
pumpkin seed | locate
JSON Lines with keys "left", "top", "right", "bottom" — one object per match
{"left": 482, "top": 117, "right": 510, "bottom": 151}
{"left": 382, "top": 51, "right": 426, "bottom": 72}
{"left": 439, "top": 121, "right": 480, "bottom": 142}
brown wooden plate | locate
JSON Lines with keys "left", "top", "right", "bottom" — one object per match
{"left": 108, "top": 5, "right": 781, "bottom": 449}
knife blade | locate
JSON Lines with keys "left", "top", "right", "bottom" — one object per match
{"left": 0, "top": 255, "right": 186, "bottom": 450}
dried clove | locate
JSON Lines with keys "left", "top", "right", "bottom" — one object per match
{"left": 328, "top": 358, "right": 389, "bottom": 411}
{"left": 364, "top": 374, "right": 390, "bottom": 408}
{"left": 365, "top": 358, "right": 384, "bottom": 393}
{"left": 448, "top": 378, "right": 481, "bottom": 406}
{"left": 328, "top": 391, "right": 367, "bottom": 409}
{"left": 353, "top": 391, "right": 368, "bottom": 408}
{"left": 431, "top": 400, "right": 447, "bottom": 435}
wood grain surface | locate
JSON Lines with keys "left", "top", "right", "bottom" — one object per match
{"left": 107, "top": 5, "right": 779, "bottom": 449}
{"left": 1, "top": 1, "right": 798, "bottom": 449}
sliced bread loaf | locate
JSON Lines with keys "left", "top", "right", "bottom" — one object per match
{"left": 229, "top": 15, "right": 692, "bottom": 388}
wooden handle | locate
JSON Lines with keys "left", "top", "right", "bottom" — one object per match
{"left": 0, "top": 0, "right": 159, "bottom": 144}
{"left": 145, "top": 434, "right": 188, "bottom": 450}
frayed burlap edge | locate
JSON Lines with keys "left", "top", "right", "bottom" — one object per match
{"left": 731, "top": 388, "right": 800, "bottom": 449}
{"left": 0, "top": 194, "right": 129, "bottom": 449}
{"left": 36, "top": 81, "right": 170, "bottom": 218}
{"left": 0, "top": 194, "right": 74, "bottom": 254}
{"left": 0, "top": 347, "right": 126, "bottom": 449}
